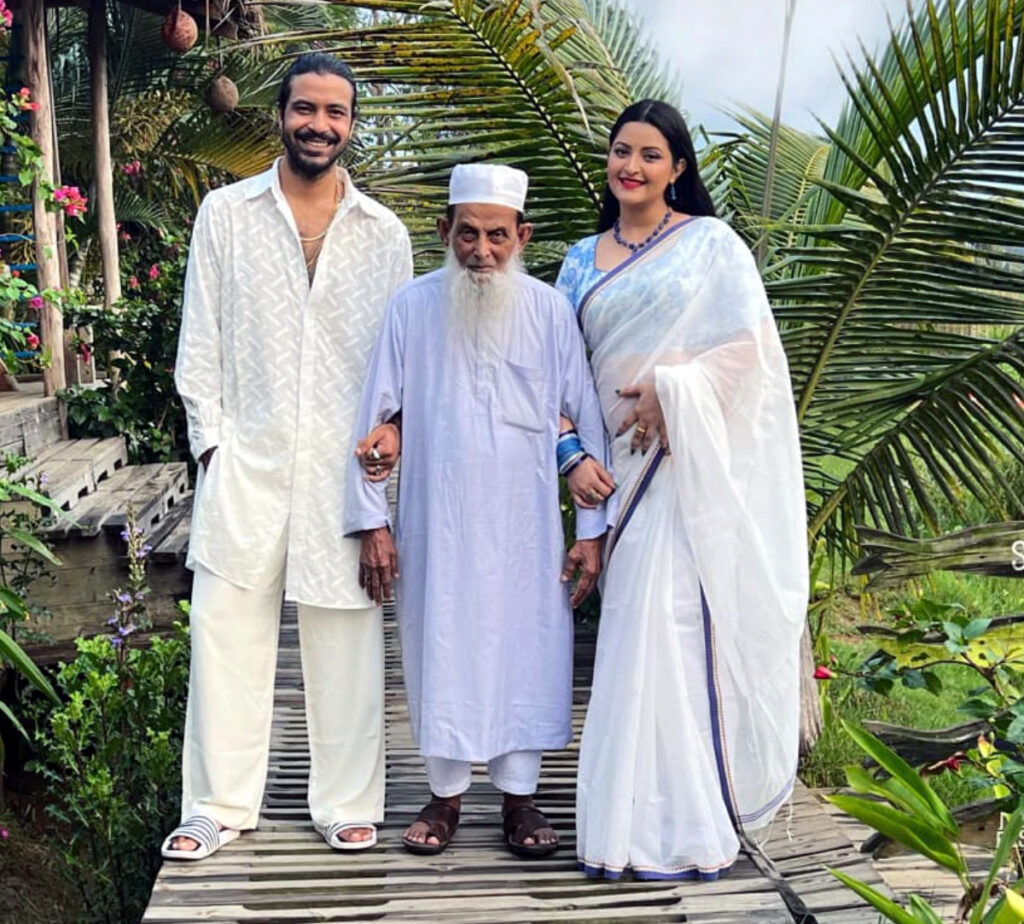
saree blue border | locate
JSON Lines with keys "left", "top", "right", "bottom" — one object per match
{"left": 605, "top": 446, "right": 665, "bottom": 560}
{"left": 579, "top": 859, "right": 735, "bottom": 882}
{"left": 701, "top": 586, "right": 740, "bottom": 826}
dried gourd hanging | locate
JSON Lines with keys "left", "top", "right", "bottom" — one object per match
{"left": 161, "top": 4, "right": 198, "bottom": 53}
{"left": 207, "top": 73, "right": 239, "bottom": 113}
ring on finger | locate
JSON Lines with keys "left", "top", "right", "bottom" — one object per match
{"left": 635, "top": 425, "right": 648, "bottom": 436}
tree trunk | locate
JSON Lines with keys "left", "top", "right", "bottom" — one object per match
{"left": 799, "top": 626, "right": 822, "bottom": 757}
{"left": 23, "top": 0, "right": 68, "bottom": 417}
{"left": 90, "top": 0, "right": 121, "bottom": 309}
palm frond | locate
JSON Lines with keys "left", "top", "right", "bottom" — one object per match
{"left": 750, "top": 0, "right": 1024, "bottom": 548}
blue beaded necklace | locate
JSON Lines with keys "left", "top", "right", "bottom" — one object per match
{"left": 613, "top": 210, "right": 673, "bottom": 253}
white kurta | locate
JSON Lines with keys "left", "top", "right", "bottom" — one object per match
{"left": 175, "top": 160, "right": 412, "bottom": 607}
{"left": 344, "top": 269, "right": 608, "bottom": 761}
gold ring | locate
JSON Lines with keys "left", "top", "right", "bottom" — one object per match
{"left": 635, "top": 425, "right": 648, "bottom": 436}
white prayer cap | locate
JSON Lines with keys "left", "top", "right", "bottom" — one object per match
{"left": 448, "top": 163, "right": 528, "bottom": 213}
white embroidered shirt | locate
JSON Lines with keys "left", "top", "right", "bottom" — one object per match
{"left": 175, "top": 159, "right": 413, "bottom": 607}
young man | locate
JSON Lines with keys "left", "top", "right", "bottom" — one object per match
{"left": 345, "top": 164, "right": 608, "bottom": 858}
{"left": 163, "top": 52, "right": 412, "bottom": 860}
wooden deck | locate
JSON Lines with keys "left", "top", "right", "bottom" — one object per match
{"left": 144, "top": 604, "right": 890, "bottom": 923}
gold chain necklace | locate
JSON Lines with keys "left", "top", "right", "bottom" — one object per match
{"left": 300, "top": 177, "right": 342, "bottom": 281}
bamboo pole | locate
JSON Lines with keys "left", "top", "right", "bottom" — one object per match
{"left": 89, "top": 0, "right": 120, "bottom": 309}
{"left": 23, "top": 0, "right": 68, "bottom": 413}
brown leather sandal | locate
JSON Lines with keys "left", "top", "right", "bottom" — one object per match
{"left": 402, "top": 799, "right": 460, "bottom": 855}
{"left": 503, "top": 803, "right": 559, "bottom": 859}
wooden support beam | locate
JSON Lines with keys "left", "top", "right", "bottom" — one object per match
{"left": 23, "top": 0, "right": 68, "bottom": 417}
{"left": 89, "top": 0, "right": 121, "bottom": 309}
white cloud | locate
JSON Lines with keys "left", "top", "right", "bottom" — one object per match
{"left": 624, "top": 0, "right": 910, "bottom": 135}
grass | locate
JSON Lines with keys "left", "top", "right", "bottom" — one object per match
{"left": 801, "top": 570, "right": 1024, "bottom": 807}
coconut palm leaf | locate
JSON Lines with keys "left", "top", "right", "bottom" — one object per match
{"left": 747, "top": 0, "right": 1024, "bottom": 549}
{"left": 579, "top": 0, "right": 683, "bottom": 105}
{"left": 715, "top": 108, "right": 829, "bottom": 259}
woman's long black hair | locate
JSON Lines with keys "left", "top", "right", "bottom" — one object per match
{"left": 597, "top": 99, "right": 716, "bottom": 232}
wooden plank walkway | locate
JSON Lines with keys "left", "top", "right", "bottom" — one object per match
{"left": 144, "top": 604, "right": 888, "bottom": 923}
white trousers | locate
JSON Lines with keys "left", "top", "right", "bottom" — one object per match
{"left": 424, "top": 750, "right": 542, "bottom": 798}
{"left": 181, "top": 555, "right": 384, "bottom": 831}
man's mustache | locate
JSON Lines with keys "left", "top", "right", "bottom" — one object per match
{"left": 295, "top": 129, "right": 340, "bottom": 144}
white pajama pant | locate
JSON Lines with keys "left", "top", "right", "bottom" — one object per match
{"left": 424, "top": 751, "right": 542, "bottom": 798}
{"left": 181, "top": 556, "right": 384, "bottom": 831}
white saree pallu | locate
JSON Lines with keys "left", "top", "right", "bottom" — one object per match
{"left": 569, "top": 217, "right": 808, "bottom": 880}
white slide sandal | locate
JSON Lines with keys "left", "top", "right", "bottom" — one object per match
{"left": 319, "top": 821, "right": 378, "bottom": 852}
{"left": 161, "top": 815, "right": 240, "bottom": 861}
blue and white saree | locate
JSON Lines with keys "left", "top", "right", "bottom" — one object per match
{"left": 557, "top": 217, "right": 808, "bottom": 880}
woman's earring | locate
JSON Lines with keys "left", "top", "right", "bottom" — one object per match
{"left": 667, "top": 184, "right": 676, "bottom": 203}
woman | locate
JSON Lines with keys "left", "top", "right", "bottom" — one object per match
{"left": 556, "top": 100, "right": 808, "bottom": 880}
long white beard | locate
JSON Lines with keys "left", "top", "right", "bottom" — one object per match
{"left": 444, "top": 249, "right": 522, "bottom": 346}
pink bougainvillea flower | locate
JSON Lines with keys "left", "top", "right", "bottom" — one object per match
{"left": 28, "top": 295, "right": 43, "bottom": 310}
{"left": 16, "top": 89, "right": 39, "bottom": 112}
{"left": 0, "top": 826, "right": 9, "bottom": 840}
{"left": 25, "top": 332, "right": 40, "bottom": 350}
{"left": 128, "top": 275, "right": 139, "bottom": 290}
{"left": 148, "top": 264, "right": 160, "bottom": 280}
{"left": 79, "top": 343, "right": 93, "bottom": 364}
{"left": 119, "top": 231, "right": 131, "bottom": 242}
{"left": 813, "top": 666, "right": 835, "bottom": 680}
{"left": 53, "top": 185, "right": 88, "bottom": 218}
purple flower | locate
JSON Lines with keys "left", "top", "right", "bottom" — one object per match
{"left": 134, "top": 544, "right": 153, "bottom": 560}
{"left": 117, "top": 624, "right": 136, "bottom": 637}
{"left": 106, "top": 615, "right": 119, "bottom": 627}
{"left": 120, "top": 528, "right": 131, "bottom": 542}
{"left": 109, "top": 636, "right": 123, "bottom": 649}
{"left": 116, "top": 592, "right": 133, "bottom": 604}
{"left": 38, "top": 471, "right": 49, "bottom": 485}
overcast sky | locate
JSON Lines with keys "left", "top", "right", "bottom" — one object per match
{"left": 625, "top": 0, "right": 910, "bottom": 137}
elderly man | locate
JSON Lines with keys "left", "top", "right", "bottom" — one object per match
{"left": 164, "top": 52, "right": 412, "bottom": 860}
{"left": 344, "top": 164, "right": 609, "bottom": 858}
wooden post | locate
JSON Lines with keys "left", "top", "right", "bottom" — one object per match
{"left": 89, "top": 0, "right": 120, "bottom": 309}
{"left": 23, "top": 0, "right": 68, "bottom": 413}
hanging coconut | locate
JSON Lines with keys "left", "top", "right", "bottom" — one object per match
{"left": 161, "top": 7, "right": 198, "bottom": 53}
{"left": 207, "top": 74, "right": 239, "bottom": 114}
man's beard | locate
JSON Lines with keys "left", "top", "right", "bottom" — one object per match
{"left": 444, "top": 249, "right": 522, "bottom": 346}
{"left": 282, "top": 128, "right": 347, "bottom": 179}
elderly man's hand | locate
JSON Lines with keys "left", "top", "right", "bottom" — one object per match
{"left": 359, "top": 527, "right": 399, "bottom": 605}
{"left": 561, "top": 537, "right": 604, "bottom": 608}
{"left": 355, "top": 422, "right": 400, "bottom": 482}
{"left": 567, "top": 457, "right": 615, "bottom": 508}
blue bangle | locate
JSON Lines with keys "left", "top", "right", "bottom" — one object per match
{"left": 558, "top": 430, "right": 584, "bottom": 474}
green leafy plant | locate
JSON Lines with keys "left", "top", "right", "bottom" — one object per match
{"left": 0, "top": 468, "right": 62, "bottom": 781}
{"left": 829, "top": 719, "right": 1024, "bottom": 923}
{"left": 30, "top": 509, "right": 189, "bottom": 924}
{"left": 61, "top": 232, "right": 189, "bottom": 463}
